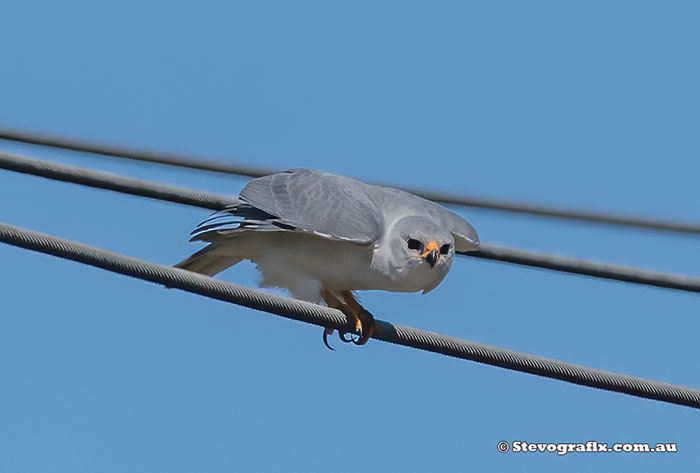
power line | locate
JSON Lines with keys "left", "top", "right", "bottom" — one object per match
{"left": 0, "top": 150, "right": 238, "bottom": 211}
{"left": 1, "top": 220, "right": 698, "bottom": 410}
{"left": 3, "top": 150, "right": 700, "bottom": 294}
{"left": 2, "top": 126, "right": 699, "bottom": 235}
{"left": 0, "top": 126, "right": 275, "bottom": 178}
{"left": 471, "top": 245, "right": 700, "bottom": 293}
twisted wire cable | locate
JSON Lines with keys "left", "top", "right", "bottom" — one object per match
{"left": 1, "top": 221, "right": 699, "bottom": 410}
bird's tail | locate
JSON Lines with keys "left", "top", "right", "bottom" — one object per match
{"left": 174, "top": 244, "right": 243, "bottom": 277}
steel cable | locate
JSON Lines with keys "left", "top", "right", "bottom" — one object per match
{"left": 2, "top": 221, "right": 699, "bottom": 410}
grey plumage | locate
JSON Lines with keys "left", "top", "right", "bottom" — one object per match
{"left": 188, "top": 169, "right": 479, "bottom": 250}
{"left": 176, "top": 168, "right": 479, "bottom": 303}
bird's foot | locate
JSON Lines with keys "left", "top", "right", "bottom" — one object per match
{"left": 320, "top": 290, "right": 375, "bottom": 350}
{"left": 352, "top": 307, "right": 375, "bottom": 345}
{"left": 322, "top": 327, "right": 355, "bottom": 350}
{"left": 322, "top": 327, "right": 335, "bottom": 350}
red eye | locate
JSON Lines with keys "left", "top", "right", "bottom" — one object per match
{"left": 407, "top": 239, "right": 422, "bottom": 251}
{"left": 440, "top": 244, "right": 451, "bottom": 255}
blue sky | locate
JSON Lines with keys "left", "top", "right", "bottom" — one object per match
{"left": 1, "top": 1, "right": 699, "bottom": 471}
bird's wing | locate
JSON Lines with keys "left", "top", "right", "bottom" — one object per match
{"left": 430, "top": 205, "right": 480, "bottom": 252}
{"left": 236, "top": 169, "right": 384, "bottom": 244}
{"left": 193, "top": 169, "right": 478, "bottom": 250}
{"left": 188, "top": 203, "right": 286, "bottom": 242}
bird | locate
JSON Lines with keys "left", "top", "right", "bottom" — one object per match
{"left": 175, "top": 168, "right": 480, "bottom": 348}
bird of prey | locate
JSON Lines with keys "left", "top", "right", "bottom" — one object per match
{"left": 175, "top": 169, "right": 480, "bottom": 348}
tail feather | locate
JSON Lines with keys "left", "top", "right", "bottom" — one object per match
{"left": 174, "top": 244, "right": 243, "bottom": 277}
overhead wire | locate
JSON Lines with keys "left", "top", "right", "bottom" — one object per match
{"left": 470, "top": 245, "right": 700, "bottom": 293}
{"left": 2, "top": 150, "right": 700, "bottom": 294}
{"left": 0, "top": 150, "right": 238, "bottom": 211}
{"left": 2, "top": 126, "right": 700, "bottom": 235}
{"left": 1, "top": 220, "right": 699, "bottom": 410}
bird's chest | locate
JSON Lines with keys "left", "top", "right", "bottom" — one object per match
{"left": 254, "top": 237, "right": 375, "bottom": 288}
{"left": 364, "top": 249, "right": 449, "bottom": 293}
{"left": 253, "top": 235, "right": 447, "bottom": 294}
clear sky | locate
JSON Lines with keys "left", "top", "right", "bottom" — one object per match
{"left": 1, "top": 1, "right": 699, "bottom": 471}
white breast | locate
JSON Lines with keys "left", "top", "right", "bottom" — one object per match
{"left": 225, "top": 231, "right": 450, "bottom": 302}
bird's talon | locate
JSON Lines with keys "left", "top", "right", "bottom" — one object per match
{"left": 320, "top": 290, "right": 376, "bottom": 348}
{"left": 354, "top": 308, "right": 375, "bottom": 345}
{"left": 353, "top": 328, "right": 374, "bottom": 345}
{"left": 323, "top": 327, "right": 335, "bottom": 351}
{"left": 354, "top": 319, "right": 363, "bottom": 335}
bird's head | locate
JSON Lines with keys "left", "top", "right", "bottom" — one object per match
{"left": 390, "top": 216, "right": 455, "bottom": 272}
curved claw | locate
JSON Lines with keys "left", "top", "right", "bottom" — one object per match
{"left": 353, "top": 335, "right": 370, "bottom": 346}
{"left": 352, "top": 329, "right": 374, "bottom": 345}
{"left": 323, "top": 327, "right": 335, "bottom": 351}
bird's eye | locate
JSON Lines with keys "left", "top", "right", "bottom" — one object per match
{"left": 407, "top": 238, "right": 423, "bottom": 251}
{"left": 440, "top": 244, "right": 451, "bottom": 255}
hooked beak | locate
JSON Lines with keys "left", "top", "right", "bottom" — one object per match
{"left": 420, "top": 241, "right": 440, "bottom": 268}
